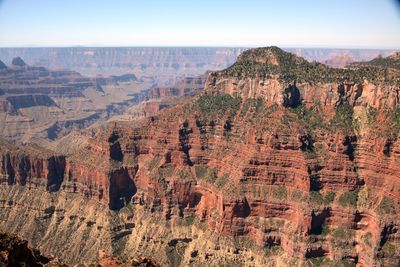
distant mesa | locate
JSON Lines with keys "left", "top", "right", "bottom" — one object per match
{"left": 6, "top": 95, "right": 58, "bottom": 110}
{"left": 11, "top": 56, "right": 26, "bottom": 67}
{"left": 348, "top": 51, "right": 400, "bottom": 70}
{"left": 237, "top": 46, "right": 306, "bottom": 66}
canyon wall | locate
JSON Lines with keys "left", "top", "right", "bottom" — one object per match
{"left": 0, "top": 47, "right": 399, "bottom": 266}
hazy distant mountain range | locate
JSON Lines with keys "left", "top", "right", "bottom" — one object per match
{"left": 0, "top": 47, "right": 398, "bottom": 77}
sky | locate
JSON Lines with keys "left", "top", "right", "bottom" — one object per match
{"left": 0, "top": 0, "right": 399, "bottom": 48}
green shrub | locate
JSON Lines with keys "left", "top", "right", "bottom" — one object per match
{"left": 291, "top": 104, "right": 326, "bottom": 133}
{"left": 324, "top": 191, "right": 336, "bottom": 203}
{"left": 366, "top": 106, "right": 378, "bottom": 125}
{"left": 158, "top": 165, "right": 175, "bottom": 178}
{"left": 332, "top": 227, "right": 346, "bottom": 239}
{"left": 255, "top": 98, "right": 264, "bottom": 113}
{"left": 147, "top": 156, "right": 161, "bottom": 171}
{"left": 240, "top": 98, "right": 264, "bottom": 116}
{"left": 338, "top": 190, "right": 359, "bottom": 208}
{"left": 332, "top": 227, "right": 355, "bottom": 240}
{"left": 281, "top": 113, "right": 293, "bottom": 126}
{"left": 381, "top": 242, "right": 396, "bottom": 255}
{"left": 240, "top": 98, "right": 252, "bottom": 116}
{"left": 330, "top": 102, "right": 354, "bottom": 132}
{"left": 389, "top": 108, "right": 400, "bottom": 140}
{"left": 309, "top": 257, "right": 326, "bottom": 266}
{"left": 308, "top": 191, "right": 335, "bottom": 205}
{"left": 198, "top": 94, "right": 241, "bottom": 117}
{"left": 291, "top": 190, "right": 303, "bottom": 200}
{"left": 364, "top": 232, "right": 372, "bottom": 247}
{"left": 194, "top": 165, "right": 207, "bottom": 178}
{"left": 206, "top": 168, "right": 217, "bottom": 183}
{"left": 342, "top": 261, "right": 357, "bottom": 267}
{"left": 179, "top": 169, "right": 193, "bottom": 180}
{"left": 215, "top": 173, "right": 229, "bottom": 188}
{"left": 309, "top": 191, "right": 324, "bottom": 205}
{"left": 272, "top": 185, "right": 287, "bottom": 200}
{"left": 194, "top": 165, "right": 217, "bottom": 184}
{"left": 378, "top": 196, "right": 396, "bottom": 214}
{"left": 321, "top": 224, "right": 331, "bottom": 235}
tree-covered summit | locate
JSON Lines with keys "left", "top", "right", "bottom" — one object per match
{"left": 349, "top": 52, "right": 400, "bottom": 70}
{"left": 217, "top": 46, "right": 400, "bottom": 85}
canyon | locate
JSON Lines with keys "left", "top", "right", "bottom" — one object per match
{"left": 0, "top": 47, "right": 399, "bottom": 266}
{"left": 0, "top": 47, "right": 246, "bottom": 86}
{"left": 0, "top": 56, "right": 209, "bottom": 146}
{"left": 0, "top": 57, "right": 151, "bottom": 146}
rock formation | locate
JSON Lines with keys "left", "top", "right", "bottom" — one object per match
{"left": 0, "top": 47, "right": 399, "bottom": 266}
{"left": 0, "top": 231, "right": 56, "bottom": 266}
{"left": 0, "top": 60, "right": 7, "bottom": 70}
{"left": 11, "top": 56, "right": 26, "bottom": 67}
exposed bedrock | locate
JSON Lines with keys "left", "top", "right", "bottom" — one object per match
{"left": 0, "top": 148, "right": 66, "bottom": 191}
{"left": 6, "top": 94, "right": 58, "bottom": 110}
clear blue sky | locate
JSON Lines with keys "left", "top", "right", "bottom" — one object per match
{"left": 0, "top": 0, "right": 399, "bottom": 48}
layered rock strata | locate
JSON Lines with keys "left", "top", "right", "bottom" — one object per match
{"left": 0, "top": 47, "right": 399, "bottom": 266}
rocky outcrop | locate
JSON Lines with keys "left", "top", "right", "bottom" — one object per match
{"left": 150, "top": 75, "right": 206, "bottom": 99}
{"left": 0, "top": 60, "right": 7, "bottom": 70}
{"left": 0, "top": 141, "right": 66, "bottom": 191}
{"left": 205, "top": 46, "right": 400, "bottom": 110}
{"left": 11, "top": 56, "right": 26, "bottom": 67}
{"left": 6, "top": 94, "right": 58, "bottom": 111}
{"left": 0, "top": 232, "right": 55, "bottom": 266}
{"left": 0, "top": 60, "right": 92, "bottom": 97}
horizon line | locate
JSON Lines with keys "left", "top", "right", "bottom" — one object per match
{"left": 0, "top": 45, "right": 399, "bottom": 50}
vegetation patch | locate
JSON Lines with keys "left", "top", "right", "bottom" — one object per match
{"left": 357, "top": 187, "right": 379, "bottom": 209}
{"left": 194, "top": 165, "right": 217, "bottom": 184}
{"left": 240, "top": 97, "right": 264, "bottom": 117}
{"left": 308, "top": 191, "right": 335, "bottom": 205}
{"left": 353, "top": 53, "right": 400, "bottom": 70}
{"left": 309, "top": 191, "right": 324, "bottom": 205}
{"left": 291, "top": 190, "right": 304, "bottom": 201}
{"left": 366, "top": 106, "right": 378, "bottom": 125}
{"left": 330, "top": 102, "right": 355, "bottom": 133}
{"left": 232, "top": 236, "right": 258, "bottom": 250}
{"left": 324, "top": 191, "right": 336, "bottom": 203}
{"left": 363, "top": 232, "right": 372, "bottom": 247}
{"left": 291, "top": 104, "right": 326, "bottom": 133}
{"left": 338, "top": 190, "right": 359, "bottom": 208}
{"left": 215, "top": 173, "right": 229, "bottom": 188}
{"left": 378, "top": 196, "right": 396, "bottom": 214}
{"left": 147, "top": 156, "right": 162, "bottom": 171}
{"left": 332, "top": 227, "right": 355, "bottom": 240}
{"left": 388, "top": 108, "right": 400, "bottom": 140}
{"left": 194, "top": 165, "right": 207, "bottom": 178}
{"left": 158, "top": 165, "right": 175, "bottom": 178}
{"left": 178, "top": 169, "right": 194, "bottom": 180}
{"left": 197, "top": 94, "right": 241, "bottom": 117}
{"left": 271, "top": 185, "right": 287, "bottom": 200}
